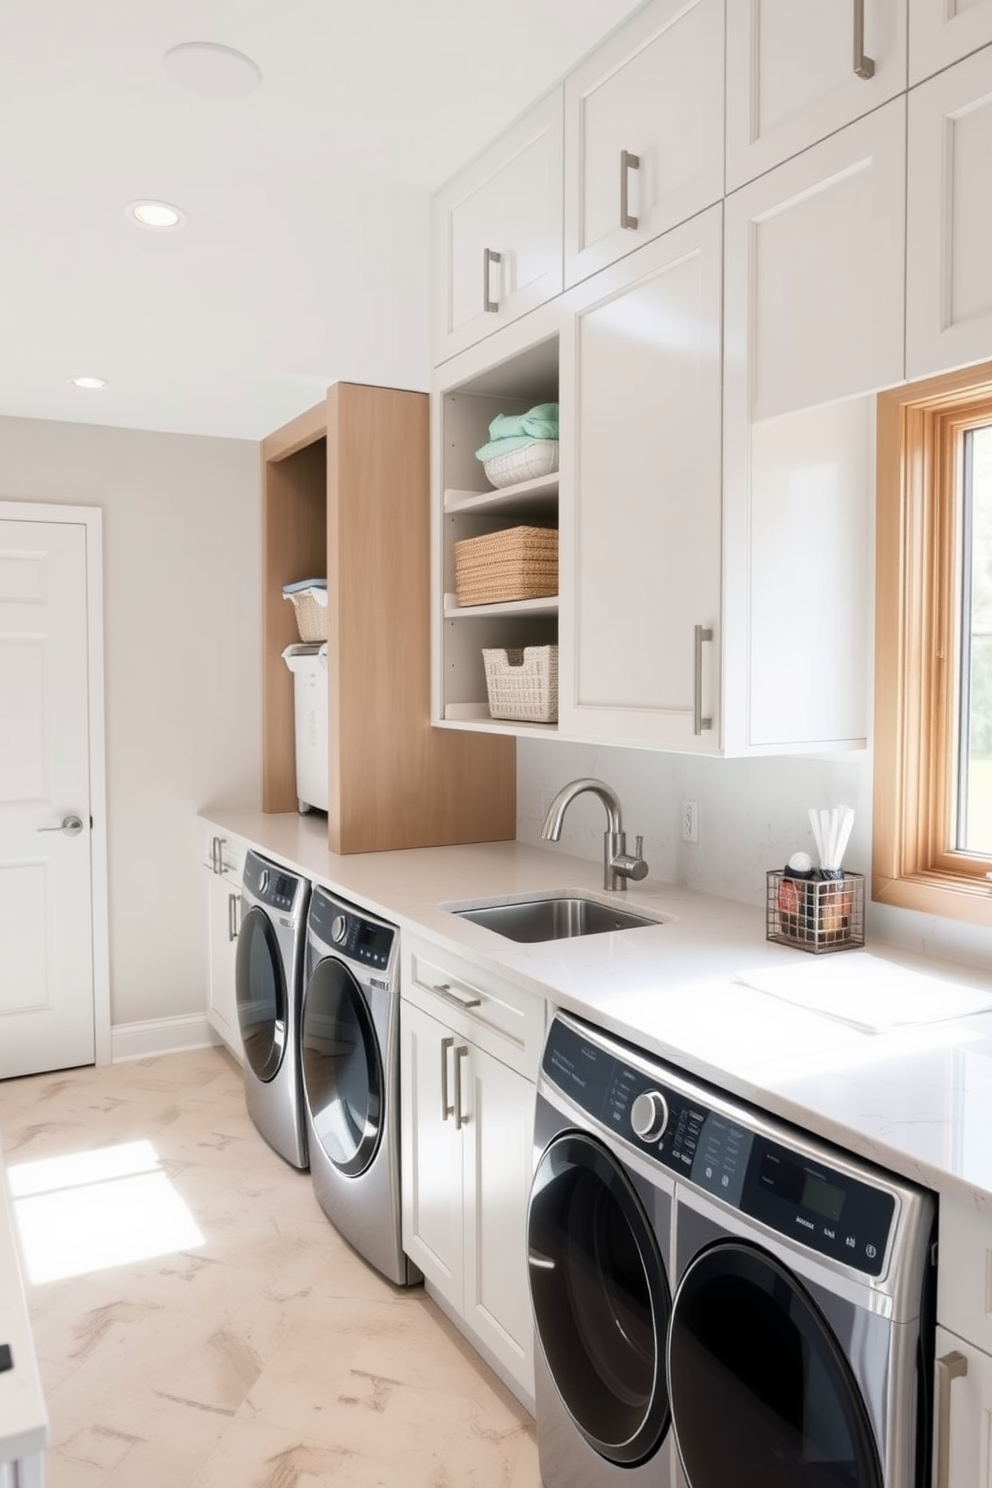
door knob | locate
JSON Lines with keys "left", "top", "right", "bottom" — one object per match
{"left": 37, "top": 814, "right": 84, "bottom": 837}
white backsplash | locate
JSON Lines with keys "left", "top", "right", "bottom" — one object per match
{"left": 517, "top": 737, "right": 992, "bottom": 977}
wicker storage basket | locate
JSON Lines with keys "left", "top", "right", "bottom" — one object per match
{"left": 283, "top": 585, "right": 328, "bottom": 643}
{"left": 483, "top": 439, "right": 559, "bottom": 490}
{"left": 483, "top": 646, "right": 558, "bottom": 723}
{"left": 454, "top": 526, "right": 558, "bottom": 607}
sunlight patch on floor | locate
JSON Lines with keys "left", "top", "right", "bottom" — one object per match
{"left": 8, "top": 1139, "right": 203, "bottom": 1283}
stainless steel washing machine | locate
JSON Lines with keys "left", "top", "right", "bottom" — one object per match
{"left": 235, "top": 851, "right": 310, "bottom": 1170}
{"left": 528, "top": 1012, "right": 937, "bottom": 1488}
{"left": 301, "top": 885, "right": 419, "bottom": 1287}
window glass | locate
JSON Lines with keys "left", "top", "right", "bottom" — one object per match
{"left": 958, "top": 423, "right": 992, "bottom": 856}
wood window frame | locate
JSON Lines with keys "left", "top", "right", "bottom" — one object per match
{"left": 875, "top": 361, "right": 992, "bottom": 926}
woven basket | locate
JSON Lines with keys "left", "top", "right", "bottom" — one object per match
{"left": 283, "top": 586, "right": 328, "bottom": 643}
{"left": 483, "top": 646, "right": 558, "bottom": 723}
{"left": 454, "top": 526, "right": 558, "bottom": 607}
{"left": 483, "top": 440, "right": 559, "bottom": 490}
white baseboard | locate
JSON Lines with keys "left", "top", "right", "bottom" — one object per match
{"left": 111, "top": 1014, "right": 219, "bottom": 1063}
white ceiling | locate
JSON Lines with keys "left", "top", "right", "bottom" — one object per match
{"left": 0, "top": 0, "right": 645, "bottom": 442}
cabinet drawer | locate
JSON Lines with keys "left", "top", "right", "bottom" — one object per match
{"left": 938, "top": 1196, "right": 992, "bottom": 1355}
{"left": 201, "top": 826, "right": 246, "bottom": 883}
{"left": 402, "top": 936, "right": 546, "bottom": 1080}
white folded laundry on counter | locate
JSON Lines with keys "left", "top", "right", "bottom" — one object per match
{"left": 736, "top": 952, "right": 992, "bottom": 1033}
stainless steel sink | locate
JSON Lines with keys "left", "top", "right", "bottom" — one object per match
{"left": 451, "top": 894, "right": 661, "bottom": 943}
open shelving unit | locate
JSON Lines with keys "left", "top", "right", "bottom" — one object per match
{"left": 434, "top": 334, "right": 561, "bottom": 736}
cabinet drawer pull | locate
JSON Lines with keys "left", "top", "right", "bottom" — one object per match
{"left": 620, "top": 149, "right": 640, "bottom": 231}
{"left": 430, "top": 981, "right": 482, "bottom": 1011}
{"left": 936, "top": 1349, "right": 967, "bottom": 1488}
{"left": 693, "top": 624, "right": 713, "bottom": 735}
{"left": 227, "top": 892, "right": 240, "bottom": 943}
{"left": 440, "top": 1035, "right": 455, "bottom": 1122}
{"left": 853, "top": 0, "right": 875, "bottom": 79}
{"left": 453, "top": 1044, "right": 468, "bottom": 1130}
{"left": 483, "top": 247, "right": 502, "bottom": 313}
{"left": 211, "top": 834, "right": 226, "bottom": 874}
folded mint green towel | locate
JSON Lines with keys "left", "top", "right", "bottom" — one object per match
{"left": 475, "top": 402, "right": 558, "bottom": 461}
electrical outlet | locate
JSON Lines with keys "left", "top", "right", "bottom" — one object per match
{"left": 681, "top": 800, "right": 699, "bottom": 844}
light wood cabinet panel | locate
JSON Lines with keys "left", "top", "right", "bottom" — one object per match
{"left": 907, "top": 45, "right": 992, "bottom": 380}
{"left": 432, "top": 90, "right": 563, "bottom": 365}
{"left": 558, "top": 206, "right": 723, "bottom": 751}
{"left": 910, "top": 0, "right": 992, "bottom": 84}
{"left": 724, "top": 98, "right": 906, "bottom": 423}
{"left": 563, "top": 0, "right": 724, "bottom": 288}
{"left": 726, "top": 0, "right": 907, "bottom": 191}
{"left": 261, "top": 383, "right": 515, "bottom": 853}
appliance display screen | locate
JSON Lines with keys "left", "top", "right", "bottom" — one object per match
{"left": 800, "top": 1171, "right": 845, "bottom": 1222}
{"left": 358, "top": 923, "right": 391, "bottom": 955}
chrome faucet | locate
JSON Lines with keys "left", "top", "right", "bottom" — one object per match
{"left": 541, "top": 777, "right": 649, "bottom": 892}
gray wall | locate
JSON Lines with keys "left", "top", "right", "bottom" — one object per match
{"left": 0, "top": 415, "right": 261, "bottom": 1026}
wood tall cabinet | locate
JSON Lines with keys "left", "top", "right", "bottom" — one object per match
{"left": 261, "top": 382, "right": 515, "bottom": 853}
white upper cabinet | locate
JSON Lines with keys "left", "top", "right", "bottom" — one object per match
{"left": 909, "top": 0, "right": 992, "bottom": 84}
{"left": 563, "top": 0, "right": 724, "bottom": 288}
{"left": 558, "top": 206, "right": 723, "bottom": 751}
{"left": 726, "top": 0, "right": 907, "bottom": 191}
{"left": 432, "top": 90, "right": 563, "bottom": 365}
{"left": 724, "top": 97, "right": 906, "bottom": 422}
{"left": 906, "top": 44, "right": 992, "bottom": 380}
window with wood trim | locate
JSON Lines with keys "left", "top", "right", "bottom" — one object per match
{"left": 875, "top": 363, "right": 992, "bottom": 926}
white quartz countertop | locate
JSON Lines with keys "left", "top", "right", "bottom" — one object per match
{"left": 202, "top": 809, "right": 992, "bottom": 1214}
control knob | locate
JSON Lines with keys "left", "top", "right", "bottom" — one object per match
{"left": 330, "top": 914, "right": 348, "bottom": 945}
{"left": 631, "top": 1090, "right": 669, "bottom": 1143}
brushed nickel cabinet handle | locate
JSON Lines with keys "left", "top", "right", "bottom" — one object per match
{"left": 440, "top": 1035, "right": 455, "bottom": 1121}
{"left": 227, "top": 892, "right": 240, "bottom": 943}
{"left": 693, "top": 625, "right": 713, "bottom": 735}
{"left": 935, "top": 1349, "right": 968, "bottom": 1488}
{"left": 483, "top": 247, "right": 502, "bottom": 313}
{"left": 430, "top": 981, "right": 482, "bottom": 1011}
{"left": 453, "top": 1044, "right": 469, "bottom": 1131}
{"left": 620, "top": 149, "right": 640, "bottom": 230}
{"left": 853, "top": 0, "right": 875, "bottom": 79}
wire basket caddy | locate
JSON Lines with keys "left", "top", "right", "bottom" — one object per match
{"left": 766, "top": 870, "right": 865, "bottom": 954}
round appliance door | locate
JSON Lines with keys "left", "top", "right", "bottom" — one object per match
{"left": 527, "top": 1130, "right": 671, "bottom": 1467}
{"left": 668, "top": 1239, "right": 883, "bottom": 1488}
{"left": 235, "top": 905, "right": 287, "bottom": 1083}
{"left": 301, "top": 955, "right": 383, "bottom": 1178}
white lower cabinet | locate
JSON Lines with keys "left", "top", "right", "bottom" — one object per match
{"left": 400, "top": 936, "right": 545, "bottom": 1407}
{"left": 933, "top": 1198, "right": 992, "bottom": 1487}
{"left": 201, "top": 828, "right": 244, "bottom": 1062}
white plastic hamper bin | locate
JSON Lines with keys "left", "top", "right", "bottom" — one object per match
{"left": 281, "top": 644, "right": 329, "bottom": 814}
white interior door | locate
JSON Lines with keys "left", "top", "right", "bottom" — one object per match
{"left": 0, "top": 516, "right": 98, "bottom": 1078}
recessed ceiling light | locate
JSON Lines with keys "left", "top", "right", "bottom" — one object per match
{"left": 163, "top": 42, "right": 262, "bottom": 97}
{"left": 127, "top": 200, "right": 185, "bottom": 230}
{"left": 68, "top": 376, "right": 108, "bottom": 391}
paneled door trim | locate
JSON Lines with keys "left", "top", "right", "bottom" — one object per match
{"left": 0, "top": 500, "right": 110, "bottom": 1065}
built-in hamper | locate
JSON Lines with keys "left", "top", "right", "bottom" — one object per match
{"left": 281, "top": 645, "right": 328, "bottom": 813}
{"left": 483, "top": 645, "right": 558, "bottom": 723}
{"left": 454, "top": 526, "right": 558, "bottom": 607}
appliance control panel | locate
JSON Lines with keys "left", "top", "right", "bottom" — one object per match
{"left": 541, "top": 1015, "right": 896, "bottom": 1278}
{"left": 242, "top": 852, "right": 308, "bottom": 917}
{"left": 308, "top": 887, "right": 396, "bottom": 974}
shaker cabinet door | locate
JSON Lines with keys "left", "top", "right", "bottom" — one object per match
{"left": 726, "top": 0, "right": 906, "bottom": 192}
{"left": 906, "top": 45, "right": 992, "bottom": 381}
{"left": 558, "top": 206, "right": 723, "bottom": 751}
{"left": 563, "top": 0, "right": 724, "bottom": 288}
{"left": 910, "top": 0, "right": 992, "bottom": 84}
{"left": 432, "top": 91, "right": 563, "bottom": 365}
{"left": 724, "top": 97, "right": 906, "bottom": 423}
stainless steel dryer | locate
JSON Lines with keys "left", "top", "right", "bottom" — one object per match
{"left": 235, "top": 851, "right": 310, "bottom": 1169}
{"left": 528, "top": 1012, "right": 938, "bottom": 1488}
{"left": 301, "top": 885, "right": 419, "bottom": 1287}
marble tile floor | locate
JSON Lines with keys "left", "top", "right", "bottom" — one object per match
{"left": 0, "top": 1047, "right": 541, "bottom": 1488}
